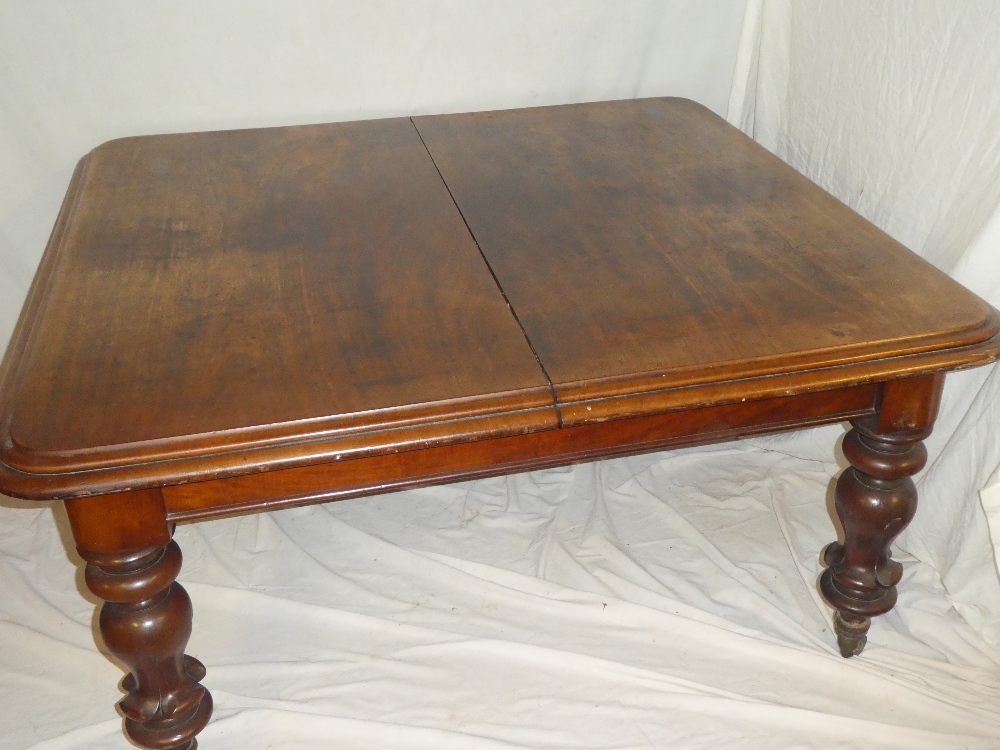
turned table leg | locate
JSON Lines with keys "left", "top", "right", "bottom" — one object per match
{"left": 65, "top": 489, "right": 212, "bottom": 749}
{"left": 820, "top": 373, "right": 944, "bottom": 657}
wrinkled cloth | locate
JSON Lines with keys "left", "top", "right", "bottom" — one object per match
{"left": 3, "top": 446, "right": 1000, "bottom": 749}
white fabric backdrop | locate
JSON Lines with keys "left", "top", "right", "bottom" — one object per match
{"left": 3, "top": 2, "right": 1000, "bottom": 749}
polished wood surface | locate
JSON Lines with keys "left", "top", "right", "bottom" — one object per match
{"left": 3, "top": 97, "right": 1000, "bottom": 748}
{"left": 820, "top": 372, "right": 943, "bottom": 657}
{"left": 163, "top": 382, "right": 879, "bottom": 521}
{"left": 415, "top": 98, "right": 998, "bottom": 415}
{"left": 2, "top": 97, "right": 999, "bottom": 499}
{"left": 66, "top": 491, "right": 211, "bottom": 750}
{"left": 0, "top": 118, "right": 554, "bottom": 493}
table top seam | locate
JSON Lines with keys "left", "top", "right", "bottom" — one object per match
{"left": 410, "top": 116, "right": 563, "bottom": 428}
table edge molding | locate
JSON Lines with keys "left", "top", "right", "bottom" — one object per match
{"left": 6, "top": 325, "right": 999, "bottom": 501}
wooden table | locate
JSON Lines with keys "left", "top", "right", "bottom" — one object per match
{"left": 2, "top": 97, "right": 998, "bottom": 750}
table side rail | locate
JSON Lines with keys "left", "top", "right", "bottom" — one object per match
{"left": 164, "top": 383, "right": 878, "bottom": 522}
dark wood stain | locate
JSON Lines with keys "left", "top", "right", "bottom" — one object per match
{"left": 2, "top": 118, "right": 554, "bottom": 473}
{"left": 164, "top": 383, "right": 879, "bottom": 521}
{"left": 413, "top": 97, "right": 997, "bottom": 411}
{"left": 3, "top": 96, "right": 1000, "bottom": 749}
{"left": 1, "top": 97, "right": 999, "bottom": 499}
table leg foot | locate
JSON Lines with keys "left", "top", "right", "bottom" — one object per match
{"left": 82, "top": 539, "right": 213, "bottom": 749}
{"left": 831, "top": 611, "right": 869, "bottom": 658}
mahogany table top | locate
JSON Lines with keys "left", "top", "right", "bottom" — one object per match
{"left": 1, "top": 97, "right": 998, "bottom": 501}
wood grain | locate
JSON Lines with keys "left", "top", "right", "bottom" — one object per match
{"left": 1, "top": 98, "right": 999, "bottom": 501}
{"left": 414, "top": 97, "right": 1000, "bottom": 419}
{"left": 163, "top": 383, "right": 878, "bottom": 521}
{"left": 6, "top": 98, "right": 1000, "bottom": 750}
{"left": 1, "top": 118, "right": 554, "bottom": 482}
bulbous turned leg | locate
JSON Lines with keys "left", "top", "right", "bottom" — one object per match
{"left": 80, "top": 539, "right": 213, "bottom": 749}
{"left": 82, "top": 541, "right": 213, "bottom": 749}
{"left": 820, "top": 416, "right": 927, "bottom": 657}
{"left": 66, "top": 490, "right": 212, "bottom": 749}
{"left": 819, "top": 374, "right": 943, "bottom": 657}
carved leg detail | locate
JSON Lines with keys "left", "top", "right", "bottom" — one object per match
{"left": 820, "top": 416, "right": 927, "bottom": 657}
{"left": 81, "top": 540, "right": 213, "bottom": 749}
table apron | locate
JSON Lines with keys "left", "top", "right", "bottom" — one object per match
{"left": 164, "top": 383, "right": 878, "bottom": 522}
